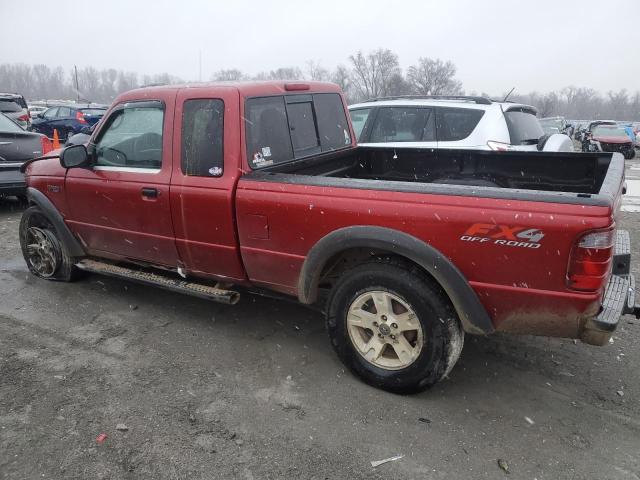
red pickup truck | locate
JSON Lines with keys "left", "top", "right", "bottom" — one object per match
{"left": 19, "top": 82, "right": 636, "bottom": 393}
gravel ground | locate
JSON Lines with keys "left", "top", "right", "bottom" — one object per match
{"left": 1, "top": 179, "right": 640, "bottom": 479}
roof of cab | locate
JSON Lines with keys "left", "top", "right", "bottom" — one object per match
{"left": 118, "top": 81, "right": 342, "bottom": 101}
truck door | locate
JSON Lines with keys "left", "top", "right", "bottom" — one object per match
{"left": 64, "top": 94, "right": 180, "bottom": 267}
{"left": 169, "top": 87, "right": 246, "bottom": 282}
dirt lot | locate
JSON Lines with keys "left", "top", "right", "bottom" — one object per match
{"left": 1, "top": 192, "right": 640, "bottom": 479}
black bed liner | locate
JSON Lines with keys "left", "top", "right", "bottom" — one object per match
{"left": 242, "top": 147, "right": 624, "bottom": 208}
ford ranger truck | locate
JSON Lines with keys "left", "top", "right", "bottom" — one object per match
{"left": 19, "top": 82, "right": 637, "bottom": 393}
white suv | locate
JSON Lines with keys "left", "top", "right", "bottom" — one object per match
{"left": 348, "top": 96, "right": 573, "bottom": 152}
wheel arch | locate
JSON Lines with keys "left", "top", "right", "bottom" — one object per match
{"left": 26, "top": 187, "right": 85, "bottom": 257}
{"left": 298, "top": 226, "right": 494, "bottom": 335}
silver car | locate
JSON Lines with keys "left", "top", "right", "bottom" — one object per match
{"left": 0, "top": 93, "right": 30, "bottom": 129}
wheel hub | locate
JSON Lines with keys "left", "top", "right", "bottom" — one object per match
{"left": 25, "top": 227, "right": 59, "bottom": 278}
{"left": 346, "top": 290, "right": 424, "bottom": 370}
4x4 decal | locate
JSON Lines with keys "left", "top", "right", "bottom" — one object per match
{"left": 460, "top": 223, "right": 544, "bottom": 249}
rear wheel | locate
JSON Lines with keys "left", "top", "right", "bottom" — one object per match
{"left": 326, "top": 259, "right": 463, "bottom": 394}
{"left": 19, "top": 206, "right": 78, "bottom": 281}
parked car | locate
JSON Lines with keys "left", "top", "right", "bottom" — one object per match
{"left": 0, "top": 93, "right": 31, "bottom": 129}
{"left": 539, "top": 116, "right": 570, "bottom": 136}
{"left": 64, "top": 123, "right": 96, "bottom": 146}
{"left": 348, "top": 96, "right": 574, "bottom": 152}
{"left": 0, "top": 112, "right": 52, "bottom": 199}
{"left": 583, "top": 121, "right": 635, "bottom": 159}
{"left": 31, "top": 105, "right": 106, "bottom": 140}
{"left": 19, "top": 81, "right": 634, "bottom": 393}
{"left": 28, "top": 105, "right": 48, "bottom": 119}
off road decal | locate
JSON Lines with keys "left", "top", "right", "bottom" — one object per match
{"left": 460, "top": 223, "right": 544, "bottom": 249}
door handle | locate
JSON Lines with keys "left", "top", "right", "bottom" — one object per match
{"left": 141, "top": 187, "right": 159, "bottom": 198}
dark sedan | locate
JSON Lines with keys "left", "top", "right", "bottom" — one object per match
{"left": 0, "top": 113, "right": 52, "bottom": 198}
{"left": 31, "top": 105, "right": 106, "bottom": 141}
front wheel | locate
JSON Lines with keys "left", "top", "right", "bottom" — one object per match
{"left": 623, "top": 148, "right": 636, "bottom": 160}
{"left": 326, "top": 259, "right": 464, "bottom": 394}
{"left": 19, "top": 206, "right": 79, "bottom": 281}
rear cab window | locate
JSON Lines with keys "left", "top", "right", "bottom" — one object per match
{"left": 504, "top": 108, "right": 544, "bottom": 145}
{"left": 245, "top": 93, "right": 351, "bottom": 169}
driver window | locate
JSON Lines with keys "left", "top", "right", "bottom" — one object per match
{"left": 95, "top": 104, "right": 164, "bottom": 169}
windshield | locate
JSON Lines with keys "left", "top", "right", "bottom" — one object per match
{"left": 504, "top": 110, "right": 544, "bottom": 144}
{"left": 592, "top": 125, "right": 629, "bottom": 138}
{"left": 0, "top": 100, "right": 22, "bottom": 113}
{"left": 0, "top": 112, "right": 23, "bottom": 132}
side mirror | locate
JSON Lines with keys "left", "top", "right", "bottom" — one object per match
{"left": 60, "top": 144, "right": 90, "bottom": 169}
{"left": 37, "top": 113, "right": 44, "bottom": 119}
{"left": 80, "top": 125, "right": 92, "bottom": 134}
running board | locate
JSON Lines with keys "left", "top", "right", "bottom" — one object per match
{"left": 75, "top": 259, "right": 240, "bottom": 305}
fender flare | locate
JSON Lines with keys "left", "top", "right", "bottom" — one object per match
{"left": 298, "top": 226, "right": 494, "bottom": 335}
{"left": 27, "top": 187, "right": 86, "bottom": 257}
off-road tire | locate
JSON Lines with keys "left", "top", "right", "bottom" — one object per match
{"left": 326, "top": 258, "right": 464, "bottom": 394}
{"left": 19, "top": 206, "right": 79, "bottom": 281}
{"left": 623, "top": 148, "right": 636, "bottom": 160}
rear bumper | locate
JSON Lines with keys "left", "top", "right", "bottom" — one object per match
{"left": 0, "top": 166, "right": 26, "bottom": 195}
{"left": 581, "top": 230, "right": 636, "bottom": 345}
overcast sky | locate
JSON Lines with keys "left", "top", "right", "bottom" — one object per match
{"left": 1, "top": 0, "right": 637, "bottom": 95}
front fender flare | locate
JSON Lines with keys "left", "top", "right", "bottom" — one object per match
{"left": 298, "top": 226, "right": 494, "bottom": 335}
{"left": 27, "top": 187, "right": 85, "bottom": 257}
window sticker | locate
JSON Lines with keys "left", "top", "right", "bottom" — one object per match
{"left": 253, "top": 151, "right": 273, "bottom": 166}
{"left": 261, "top": 146, "right": 272, "bottom": 157}
{"left": 208, "top": 166, "right": 222, "bottom": 176}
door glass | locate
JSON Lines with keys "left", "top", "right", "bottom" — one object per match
{"left": 181, "top": 99, "right": 224, "bottom": 176}
{"left": 43, "top": 107, "right": 58, "bottom": 119}
{"left": 95, "top": 105, "right": 164, "bottom": 169}
{"left": 57, "top": 107, "right": 71, "bottom": 118}
{"left": 369, "top": 107, "right": 434, "bottom": 142}
{"left": 349, "top": 108, "right": 371, "bottom": 141}
{"left": 436, "top": 108, "right": 485, "bottom": 141}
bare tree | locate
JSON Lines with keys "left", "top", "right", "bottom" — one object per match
{"left": 268, "top": 67, "right": 303, "bottom": 80}
{"left": 406, "top": 57, "right": 462, "bottom": 96}
{"left": 348, "top": 49, "right": 400, "bottom": 101}
{"left": 212, "top": 69, "right": 245, "bottom": 81}
{"left": 306, "top": 60, "right": 329, "bottom": 81}
{"left": 332, "top": 65, "right": 353, "bottom": 102}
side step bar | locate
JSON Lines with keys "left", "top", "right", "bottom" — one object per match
{"left": 76, "top": 259, "right": 240, "bottom": 305}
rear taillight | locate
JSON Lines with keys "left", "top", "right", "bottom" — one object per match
{"left": 18, "top": 113, "right": 29, "bottom": 122}
{"left": 76, "top": 111, "right": 87, "bottom": 124}
{"left": 567, "top": 229, "right": 615, "bottom": 291}
{"left": 40, "top": 135, "right": 53, "bottom": 155}
{"left": 487, "top": 140, "right": 511, "bottom": 151}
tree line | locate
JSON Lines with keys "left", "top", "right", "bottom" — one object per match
{"left": 1, "top": 49, "right": 638, "bottom": 121}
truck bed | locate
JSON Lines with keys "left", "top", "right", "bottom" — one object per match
{"left": 247, "top": 147, "right": 623, "bottom": 207}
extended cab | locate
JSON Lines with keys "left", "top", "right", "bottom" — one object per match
{"left": 19, "top": 81, "right": 637, "bottom": 393}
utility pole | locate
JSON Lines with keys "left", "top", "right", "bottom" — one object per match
{"left": 74, "top": 65, "right": 80, "bottom": 103}
{"left": 199, "top": 50, "right": 202, "bottom": 82}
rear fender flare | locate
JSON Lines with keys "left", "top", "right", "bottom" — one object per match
{"left": 26, "top": 187, "right": 85, "bottom": 257}
{"left": 298, "top": 226, "right": 494, "bottom": 335}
